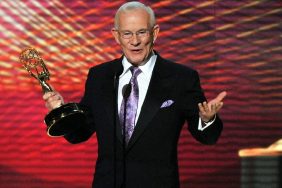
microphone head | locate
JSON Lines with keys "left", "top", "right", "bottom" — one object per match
{"left": 122, "top": 83, "right": 132, "bottom": 99}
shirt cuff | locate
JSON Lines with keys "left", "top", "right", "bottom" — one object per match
{"left": 198, "top": 115, "right": 216, "bottom": 131}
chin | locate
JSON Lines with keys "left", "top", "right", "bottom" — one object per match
{"left": 128, "top": 57, "right": 145, "bottom": 65}
{"left": 130, "top": 61, "right": 142, "bottom": 66}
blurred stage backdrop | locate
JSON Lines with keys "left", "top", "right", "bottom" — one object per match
{"left": 0, "top": 0, "right": 281, "bottom": 187}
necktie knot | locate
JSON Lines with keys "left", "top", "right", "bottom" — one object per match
{"left": 130, "top": 66, "right": 141, "bottom": 79}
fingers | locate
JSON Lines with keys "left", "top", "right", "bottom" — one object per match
{"left": 206, "top": 91, "right": 226, "bottom": 110}
{"left": 214, "top": 101, "right": 224, "bottom": 112}
{"left": 198, "top": 91, "right": 226, "bottom": 122}
{"left": 43, "top": 92, "right": 55, "bottom": 100}
{"left": 198, "top": 101, "right": 224, "bottom": 122}
{"left": 198, "top": 101, "right": 217, "bottom": 114}
{"left": 198, "top": 101, "right": 209, "bottom": 112}
{"left": 212, "top": 91, "right": 226, "bottom": 111}
{"left": 198, "top": 102, "right": 213, "bottom": 122}
{"left": 215, "top": 91, "right": 227, "bottom": 103}
{"left": 198, "top": 99, "right": 224, "bottom": 114}
{"left": 43, "top": 91, "right": 64, "bottom": 111}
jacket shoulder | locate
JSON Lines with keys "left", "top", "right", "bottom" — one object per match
{"left": 89, "top": 58, "right": 119, "bottom": 71}
{"left": 158, "top": 57, "right": 199, "bottom": 78}
{"left": 87, "top": 58, "right": 121, "bottom": 77}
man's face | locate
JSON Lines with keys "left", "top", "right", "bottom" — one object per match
{"left": 112, "top": 9, "right": 159, "bottom": 66}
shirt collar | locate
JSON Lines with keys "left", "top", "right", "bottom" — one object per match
{"left": 121, "top": 52, "right": 157, "bottom": 78}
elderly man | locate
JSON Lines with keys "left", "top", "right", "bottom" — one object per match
{"left": 44, "top": 1, "right": 226, "bottom": 188}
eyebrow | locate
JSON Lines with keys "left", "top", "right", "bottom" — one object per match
{"left": 120, "top": 28, "right": 148, "bottom": 32}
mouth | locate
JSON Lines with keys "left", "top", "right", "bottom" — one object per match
{"left": 131, "top": 49, "right": 142, "bottom": 53}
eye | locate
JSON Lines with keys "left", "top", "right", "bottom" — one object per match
{"left": 123, "top": 32, "right": 132, "bottom": 36}
{"left": 138, "top": 30, "right": 147, "bottom": 35}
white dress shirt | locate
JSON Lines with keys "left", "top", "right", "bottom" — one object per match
{"left": 118, "top": 54, "right": 214, "bottom": 131}
{"left": 118, "top": 54, "right": 156, "bottom": 125}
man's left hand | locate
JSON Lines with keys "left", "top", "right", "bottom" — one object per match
{"left": 198, "top": 91, "right": 227, "bottom": 122}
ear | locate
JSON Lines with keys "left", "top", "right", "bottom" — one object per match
{"left": 152, "top": 24, "right": 160, "bottom": 43}
{"left": 111, "top": 28, "right": 121, "bottom": 45}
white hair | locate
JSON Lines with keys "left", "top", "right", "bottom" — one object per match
{"left": 114, "top": 1, "right": 156, "bottom": 29}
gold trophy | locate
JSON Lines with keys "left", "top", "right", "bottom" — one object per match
{"left": 19, "top": 47, "right": 86, "bottom": 137}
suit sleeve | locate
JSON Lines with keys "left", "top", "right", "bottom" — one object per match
{"left": 182, "top": 70, "right": 223, "bottom": 145}
{"left": 64, "top": 68, "right": 96, "bottom": 144}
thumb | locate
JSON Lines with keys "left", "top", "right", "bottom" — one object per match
{"left": 215, "top": 91, "right": 227, "bottom": 102}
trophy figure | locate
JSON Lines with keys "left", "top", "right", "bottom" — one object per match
{"left": 19, "top": 47, "right": 86, "bottom": 137}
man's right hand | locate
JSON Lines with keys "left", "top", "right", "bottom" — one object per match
{"left": 43, "top": 91, "right": 64, "bottom": 111}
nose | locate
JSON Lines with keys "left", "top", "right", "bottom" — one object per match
{"left": 130, "top": 33, "right": 141, "bottom": 46}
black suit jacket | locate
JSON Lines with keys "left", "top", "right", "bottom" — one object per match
{"left": 65, "top": 54, "right": 223, "bottom": 188}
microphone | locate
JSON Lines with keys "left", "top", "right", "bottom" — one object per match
{"left": 122, "top": 83, "right": 132, "bottom": 99}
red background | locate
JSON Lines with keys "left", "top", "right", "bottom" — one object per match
{"left": 0, "top": 1, "right": 281, "bottom": 187}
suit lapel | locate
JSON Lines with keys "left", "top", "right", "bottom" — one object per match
{"left": 99, "top": 58, "right": 124, "bottom": 143}
{"left": 127, "top": 55, "right": 176, "bottom": 150}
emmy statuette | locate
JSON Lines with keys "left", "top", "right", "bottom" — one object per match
{"left": 19, "top": 47, "right": 86, "bottom": 137}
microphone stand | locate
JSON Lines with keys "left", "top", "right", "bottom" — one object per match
{"left": 113, "top": 74, "right": 118, "bottom": 188}
{"left": 113, "top": 68, "right": 124, "bottom": 188}
{"left": 113, "top": 68, "right": 131, "bottom": 188}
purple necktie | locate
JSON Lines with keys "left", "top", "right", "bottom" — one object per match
{"left": 120, "top": 66, "right": 141, "bottom": 144}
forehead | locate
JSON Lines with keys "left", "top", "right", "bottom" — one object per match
{"left": 118, "top": 9, "right": 150, "bottom": 30}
